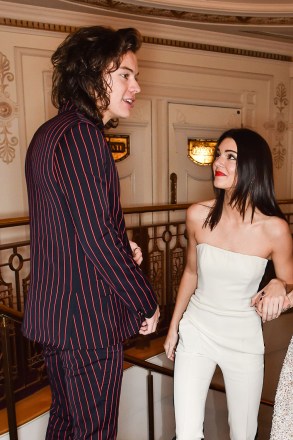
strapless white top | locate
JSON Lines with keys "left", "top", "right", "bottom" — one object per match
{"left": 184, "top": 243, "right": 268, "bottom": 354}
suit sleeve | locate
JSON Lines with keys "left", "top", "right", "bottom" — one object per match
{"left": 54, "top": 121, "right": 158, "bottom": 318}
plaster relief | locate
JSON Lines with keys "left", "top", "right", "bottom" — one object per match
{"left": 0, "top": 52, "right": 18, "bottom": 164}
{"left": 264, "top": 82, "right": 288, "bottom": 169}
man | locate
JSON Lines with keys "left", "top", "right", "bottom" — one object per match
{"left": 22, "top": 26, "right": 159, "bottom": 439}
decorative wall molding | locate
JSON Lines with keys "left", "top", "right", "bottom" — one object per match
{"left": 44, "top": 0, "right": 293, "bottom": 26}
{"left": 0, "top": 17, "right": 292, "bottom": 62}
{"left": 264, "top": 82, "right": 288, "bottom": 169}
{"left": 143, "top": 36, "right": 292, "bottom": 62}
{"left": 0, "top": 17, "right": 77, "bottom": 34}
{"left": 0, "top": 51, "right": 18, "bottom": 164}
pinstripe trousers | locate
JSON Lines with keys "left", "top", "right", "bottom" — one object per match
{"left": 43, "top": 343, "right": 123, "bottom": 440}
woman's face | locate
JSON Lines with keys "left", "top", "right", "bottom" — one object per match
{"left": 213, "top": 137, "right": 238, "bottom": 190}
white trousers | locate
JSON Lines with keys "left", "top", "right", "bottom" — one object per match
{"left": 174, "top": 318, "right": 264, "bottom": 440}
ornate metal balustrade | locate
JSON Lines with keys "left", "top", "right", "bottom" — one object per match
{"left": 0, "top": 204, "right": 190, "bottom": 414}
{"left": 0, "top": 200, "right": 292, "bottom": 421}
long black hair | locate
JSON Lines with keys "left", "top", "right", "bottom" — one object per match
{"left": 204, "top": 128, "right": 286, "bottom": 230}
{"left": 51, "top": 26, "right": 142, "bottom": 127}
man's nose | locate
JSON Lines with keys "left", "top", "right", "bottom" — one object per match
{"left": 131, "top": 79, "right": 141, "bottom": 94}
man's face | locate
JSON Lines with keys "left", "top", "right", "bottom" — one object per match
{"left": 102, "top": 51, "right": 141, "bottom": 124}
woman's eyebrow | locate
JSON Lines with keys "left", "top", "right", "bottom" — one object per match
{"left": 224, "top": 149, "right": 237, "bottom": 154}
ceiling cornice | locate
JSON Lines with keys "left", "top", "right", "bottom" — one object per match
{"left": 0, "top": 0, "right": 292, "bottom": 58}
{"left": 101, "top": 0, "right": 293, "bottom": 15}
{"left": 0, "top": 15, "right": 291, "bottom": 62}
{"left": 66, "top": 0, "right": 293, "bottom": 18}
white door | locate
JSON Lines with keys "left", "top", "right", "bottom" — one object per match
{"left": 168, "top": 103, "right": 242, "bottom": 206}
{"left": 107, "top": 98, "right": 153, "bottom": 208}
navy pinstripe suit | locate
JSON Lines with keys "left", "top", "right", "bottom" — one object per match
{"left": 23, "top": 102, "right": 158, "bottom": 439}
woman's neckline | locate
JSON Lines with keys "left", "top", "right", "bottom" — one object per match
{"left": 196, "top": 243, "right": 269, "bottom": 261}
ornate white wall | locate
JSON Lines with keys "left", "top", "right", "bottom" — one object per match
{"left": 0, "top": 0, "right": 292, "bottom": 224}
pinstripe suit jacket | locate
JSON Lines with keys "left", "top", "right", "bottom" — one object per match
{"left": 22, "top": 102, "right": 157, "bottom": 349}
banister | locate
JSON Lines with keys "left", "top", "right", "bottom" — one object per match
{"left": 124, "top": 352, "right": 274, "bottom": 407}
{"left": 1, "top": 199, "right": 292, "bottom": 228}
{"left": 0, "top": 200, "right": 291, "bottom": 439}
{"left": 124, "top": 344, "right": 275, "bottom": 440}
{"left": 0, "top": 204, "right": 189, "bottom": 228}
{"left": 0, "top": 217, "right": 30, "bottom": 229}
{"left": 0, "top": 304, "right": 282, "bottom": 440}
{"left": 0, "top": 308, "right": 19, "bottom": 440}
{"left": 0, "top": 305, "right": 23, "bottom": 322}
{"left": 124, "top": 354, "right": 174, "bottom": 377}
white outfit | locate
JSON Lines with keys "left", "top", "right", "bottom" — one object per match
{"left": 270, "top": 337, "right": 293, "bottom": 440}
{"left": 174, "top": 243, "right": 268, "bottom": 440}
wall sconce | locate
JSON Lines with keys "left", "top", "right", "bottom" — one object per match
{"left": 105, "top": 134, "right": 130, "bottom": 162}
{"left": 188, "top": 139, "right": 217, "bottom": 166}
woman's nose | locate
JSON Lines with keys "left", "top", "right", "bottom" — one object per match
{"left": 214, "top": 154, "right": 225, "bottom": 166}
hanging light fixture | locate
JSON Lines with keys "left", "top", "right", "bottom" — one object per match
{"left": 188, "top": 138, "right": 217, "bottom": 166}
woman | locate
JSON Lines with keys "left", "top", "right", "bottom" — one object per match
{"left": 270, "top": 335, "right": 293, "bottom": 440}
{"left": 164, "top": 128, "right": 293, "bottom": 440}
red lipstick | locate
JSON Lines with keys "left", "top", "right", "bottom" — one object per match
{"left": 215, "top": 170, "right": 226, "bottom": 176}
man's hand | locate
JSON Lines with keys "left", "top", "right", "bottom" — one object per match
{"left": 251, "top": 278, "right": 286, "bottom": 322}
{"left": 139, "top": 306, "right": 160, "bottom": 335}
{"left": 129, "top": 240, "right": 143, "bottom": 266}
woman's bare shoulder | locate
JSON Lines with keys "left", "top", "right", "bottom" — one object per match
{"left": 187, "top": 199, "right": 215, "bottom": 222}
{"left": 263, "top": 215, "right": 291, "bottom": 240}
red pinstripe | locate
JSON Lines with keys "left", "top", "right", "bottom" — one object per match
{"left": 23, "top": 103, "right": 157, "bottom": 438}
{"left": 44, "top": 345, "right": 124, "bottom": 439}
{"left": 23, "top": 103, "right": 157, "bottom": 349}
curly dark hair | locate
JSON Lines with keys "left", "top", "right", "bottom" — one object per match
{"left": 204, "top": 128, "right": 286, "bottom": 230}
{"left": 51, "top": 26, "right": 142, "bottom": 127}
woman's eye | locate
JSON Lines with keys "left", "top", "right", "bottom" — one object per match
{"left": 228, "top": 154, "right": 237, "bottom": 160}
{"left": 121, "top": 73, "right": 129, "bottom": 79}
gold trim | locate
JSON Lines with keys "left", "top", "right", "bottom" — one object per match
{"left": 188, "top": 138, "right": 217, "bottom": 166}
{"left": 0, "top": 17, "right": 77, "bottom": 33}
{"left": 0, "top": 17, "right": 291, "bottom": 61}
{"left": 272, "top": 82, "right": 288, "bottom": 169}
{"left": 105, "top": 134, "right": 130, "bottom": 162}
{"left": 55, "top": 1, "right": 293, "bottom": 27}
{"left": 144, "top": 36, "right": 292, "bottom": 61}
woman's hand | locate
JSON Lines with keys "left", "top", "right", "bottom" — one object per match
{"left": 251, "top": 278, "right": 286, "bottom": 322}
{"left": 164, "top": 327, "right": 179, "bottom": 362}
{"left": 129, "top": 240, "right": 143, "bottom": 266}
